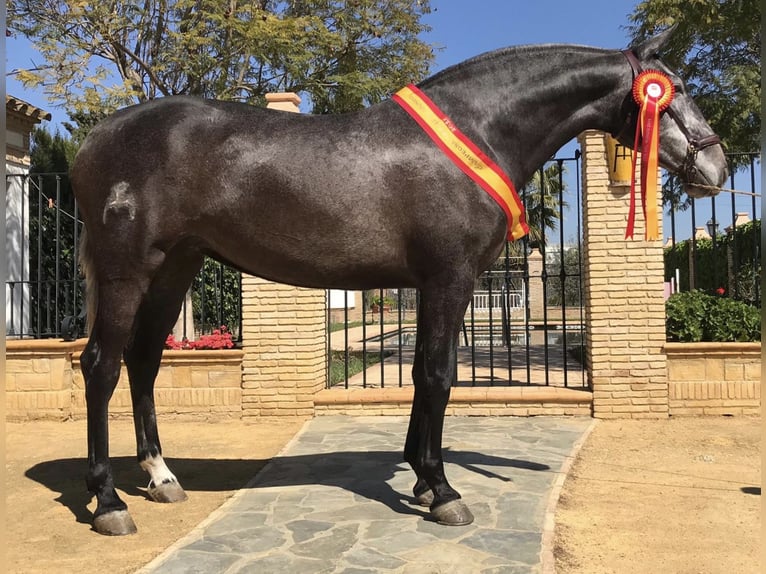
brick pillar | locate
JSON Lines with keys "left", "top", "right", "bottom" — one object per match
{"left": 579, "top": 130, "right": 668, "bottom": 419}
{"left": 240, "top": 93, "right": 327, "bottom": 419}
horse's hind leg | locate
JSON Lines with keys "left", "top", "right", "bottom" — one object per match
{"left": 124, "top": 250, "right": 203, "bottom": 504}
{"left": 81, "top": 277, "right": 153, "bottom": 536}
{"left": 403, "top": 277, "right": 475, "bottom": 526}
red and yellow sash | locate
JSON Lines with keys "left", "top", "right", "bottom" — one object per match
{"left": 393, "top": 84, "right": 528, "bottom": 241}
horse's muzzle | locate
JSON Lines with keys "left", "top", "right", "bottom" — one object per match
{"left": 681, "top": 142, "right": 728, "bottom": 198}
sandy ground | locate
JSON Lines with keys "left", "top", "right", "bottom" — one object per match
{"left": 554, "top": 416, "right": 761, "bottom": 574}
{"left": 5, "top": 415, "right": 761, "bottom": 574}
{"left": 5, "top": 418, "right": 304, "bottom": 574}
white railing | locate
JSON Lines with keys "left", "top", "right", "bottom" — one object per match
{"left": 471, "top": 287, "right": 524, "bottom": 314}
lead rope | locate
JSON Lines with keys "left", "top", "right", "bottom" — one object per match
{"left": 690, "top": 184, "right": 761, "bottom": 197}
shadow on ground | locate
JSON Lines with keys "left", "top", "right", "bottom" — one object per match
{"left": 26, "top": 448, "right": 550, "bottom": 526}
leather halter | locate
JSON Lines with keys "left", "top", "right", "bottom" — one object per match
{"left": 618, "top": 49, "right": 721, "bottom": 182}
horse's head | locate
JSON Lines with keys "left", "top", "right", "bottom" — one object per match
{"left": 615, "top": 27, "right": 728, "bottom": 198}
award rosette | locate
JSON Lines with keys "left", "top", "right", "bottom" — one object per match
{"left": 626, "top": 70, "right": 675, "bottom": 240}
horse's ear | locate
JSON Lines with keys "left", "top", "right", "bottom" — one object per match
{"left": 630, "top": 25, "right": 677, "bottom": 60}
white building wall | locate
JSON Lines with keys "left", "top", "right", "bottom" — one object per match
{"left": 6, "top": 162, "right": 30, "bottom": 335}
{"left": 328, "top": 289, "right": 356, "bottom": 309}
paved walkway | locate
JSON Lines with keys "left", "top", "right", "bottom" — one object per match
{"left": 138, "top": 416, "right": 594, "bottom": 574}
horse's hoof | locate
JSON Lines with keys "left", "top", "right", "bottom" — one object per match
{"left": 415, "top": 489, "right": 434, "bottom": 507}
{"left": 148, "top": 480, "right": 188, "bottom": 503}
{"left": 431, "top": 499, "right": 474, "bottom": 526}
{"left": 93, "top": 510, "right": 138, "bottom": 536}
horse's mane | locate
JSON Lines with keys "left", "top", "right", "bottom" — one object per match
{"left": 419, "top": 43, "right": 613, "bottom": 88}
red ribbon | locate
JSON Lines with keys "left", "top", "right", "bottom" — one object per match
{"left": 626, "top": 70, "right": 674, "bottom": 240}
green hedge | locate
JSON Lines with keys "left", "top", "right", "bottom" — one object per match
{"left": 664, "top": 219, "right": 760, "bottom": 306}
{"left": 666, "top": 290, "right": 760, "bottom": 342}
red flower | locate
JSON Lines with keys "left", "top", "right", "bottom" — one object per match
{"left": 715, "top": 287, "right": 725, "bottom": 296}
{"left": 165, "top": 334, "right": 181, "bottom": 350}
{"left": 166, "top": 325, "right": 234, "bottom": 350}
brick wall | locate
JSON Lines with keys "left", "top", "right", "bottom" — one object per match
{"left": 240, "top": 277, "right": 327, "bottom": 419}
{"left": 314, "top": 387, "right": 592, "bottom": 417}
{"left": 70, "top": 350, "right": 243, "bottom": 420}
{"left": 667, "top": 342, "right": 760, "bottom": 416}
{"left": 6, "top": 339, "right": 243, "bottom": 421}
{"left": 5, "top": 339, "right": 78, "bottom": 420}
{"left": 579, "top": 131, "right": 668, "bottom": 419}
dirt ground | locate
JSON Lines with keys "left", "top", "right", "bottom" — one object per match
{"left": 4, "top": 415, "right": 761, "bottom": 574}
{"left": 554, "top": 416, "right": 761, "bottom": 574}
{"left": 5, "top": 418, "right": 304, "bottom": 574}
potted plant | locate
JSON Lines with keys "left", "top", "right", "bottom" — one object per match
{"left": 369, "top": 293, "right": 395, "bottom": 313}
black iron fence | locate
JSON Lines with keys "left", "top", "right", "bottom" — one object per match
{"left": 4, "top": 172, "right": 242, "bottom": 341}
{"left": 664, "top": 152, "right": 761, "bottom": 307}
{"left": 327, "top": 154, "right": 587, "bottom": 390}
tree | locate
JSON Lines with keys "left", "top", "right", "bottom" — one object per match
{"left": 627, "top": 0, "right": 760, "bottom": 156}
{"left": 61, "top": 109, "right": 110, "bottom": 149}
{"left": 546, "top": 246, "right": 583, "bottom": 308}
{"left": 520, "top": 162, "right": 568, "bottom": 249}
{"left": 662, "top": 172, "right": 689, "bottom": 214}
{"left": 191, "top": 258, "right": 242, "bottom": 338}
{"left": 29, "top": 126, "right": 77, "bottom": 173}
{"left": 481, "top": 161, "right": 569, "bottom": 294}
{"left": 27, "top": 127, "right": 82, "bottom": 337}
{"left": 9, "top": 0, "right": 435, "bottom": 116}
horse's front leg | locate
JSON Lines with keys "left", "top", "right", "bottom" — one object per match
{"left": 403, "top": 281, "right": 474, "bottom": 526}
{"left": 126, "top": 333, "right": 188, "bottom": 505}
{"left": 125, "top": 253, "right": 202, "bottom": 504}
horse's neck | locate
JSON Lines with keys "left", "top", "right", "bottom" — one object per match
{"left": 421, "top": 46, "right": 630, "bottom": 185}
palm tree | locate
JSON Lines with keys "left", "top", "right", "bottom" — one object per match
{"left": 485, "top": 162, "right": 569, "bottom": 274}
{"left": 520, "top": 162, "right": 568, "bottom": 248}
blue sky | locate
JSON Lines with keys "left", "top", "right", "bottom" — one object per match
{"left": 424, "top": 1, "right": 637, "bottom": 69}
{"left": 7, "top": 1, "right": 640, "bottom": 126}
{"left": 6, "top": 0, "right": 760, "bottom": 243}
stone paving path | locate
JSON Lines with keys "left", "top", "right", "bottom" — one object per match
{"left": 138, "top": 416, "right": 593, "bottom": 574}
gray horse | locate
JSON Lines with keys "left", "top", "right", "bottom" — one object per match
{"left": 71, "top": 28, "right": 727, "bottom": 535}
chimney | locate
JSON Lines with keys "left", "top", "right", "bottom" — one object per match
{"left": 694, "top": 226, "right": 710, "bottom": 240}
{"left": 724, "top": 212, "right": 751, "bottom": 234}
{"left": 265, "top": 92, "right": 301, "bottom": 113}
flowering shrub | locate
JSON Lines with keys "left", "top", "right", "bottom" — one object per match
{"left": 165, "top": 326, "right": 235, "bottom": 350}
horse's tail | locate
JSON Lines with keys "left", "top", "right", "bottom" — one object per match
{"left": 79, "top": 227, "right": 98, "bottom": 335}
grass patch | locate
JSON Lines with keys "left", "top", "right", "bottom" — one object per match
{"left": 329, "top": 350, "right": 390, "bottom": 386}
{"left": 329, "top": 321, "right": 365, "bottom": 333}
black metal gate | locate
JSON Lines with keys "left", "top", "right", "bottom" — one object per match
{"left": 327, "top": 153, "right": 587, "bottom": 390}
